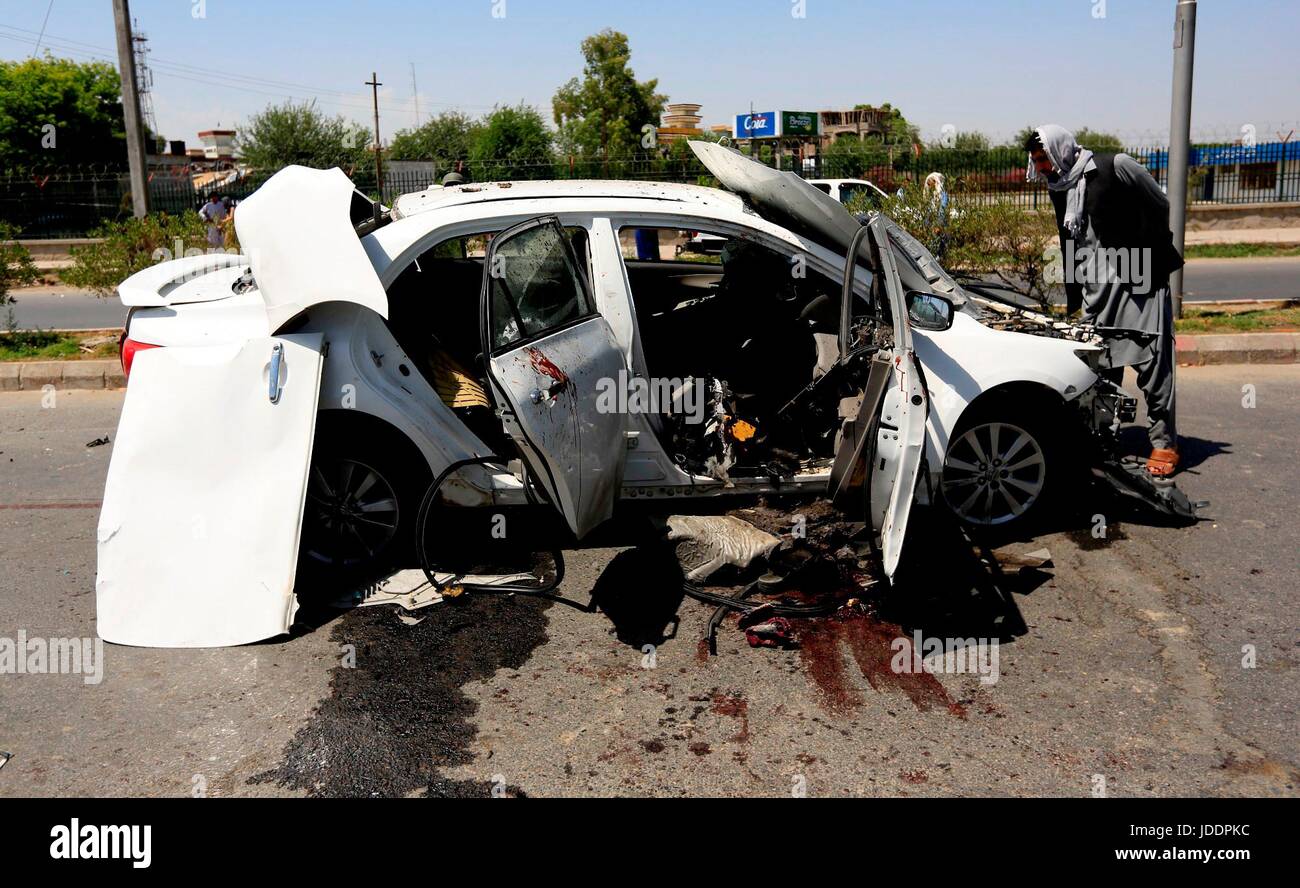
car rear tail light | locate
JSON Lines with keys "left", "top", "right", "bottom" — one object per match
{"left": 120, "top": 337, "right": 161, "bottom": 380}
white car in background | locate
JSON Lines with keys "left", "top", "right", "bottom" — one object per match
{"left": 97, "top": 142, "right": 1193, "bottom": 647}
{"left": 807, "top": 178, "right": 890, "bottom": 208}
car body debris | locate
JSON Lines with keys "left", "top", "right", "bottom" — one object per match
{"left": 665, "top": 514, "right": 781, "bottom": 581}
{"left": 667, "top": 499, "right": 883, "bottom": 656}
{"left": 989, "top": 547, "right": 1054, "bottom": 573}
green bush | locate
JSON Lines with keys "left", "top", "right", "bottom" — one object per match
{"left": 852, "top": 182, "right": 1060, "bottom": 310}
{"left": 62, "top": 212, "right": 214, "bottom": 295}
{"left": 1, "top": 221, "right": 41, "bottom": 332}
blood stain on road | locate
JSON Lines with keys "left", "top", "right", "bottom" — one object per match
{"left": 795, "top": 613, "right": 967, "bottom": 719}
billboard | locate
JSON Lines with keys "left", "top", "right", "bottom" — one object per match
{"left": 780, "top": 111, "right": 820, "bottom": 137}
{"left": 734, "top": 110, "right": 820, "bottom": 139}
{"left": 734, "top": 111, "right": 778, "bottom": 139}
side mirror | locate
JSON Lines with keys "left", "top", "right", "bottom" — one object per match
{"left": 906, "top": 291, "right": 955, "bottom": 331}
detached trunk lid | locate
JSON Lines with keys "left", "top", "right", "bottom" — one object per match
{"left": 234, "top": 165, "right": 389, "bottom": 330}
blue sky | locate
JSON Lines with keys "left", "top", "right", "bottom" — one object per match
{"left": 1, "top": 0, "right": 1296, "bottom": 148}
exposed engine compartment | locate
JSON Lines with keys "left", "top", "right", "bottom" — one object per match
{"left": 662, "top": 316, "right": 888, "bottom": 484}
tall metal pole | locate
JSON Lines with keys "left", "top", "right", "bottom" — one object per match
{"left": 409, "top": 62, "right": 420, "bottom": 128}
{"left": 1167, "top": 0, "right": 1197, "bottom": 318}
{"left": 112, "top": 0, "right": 150, "bottom": 216}
{"left": 365, "top": 72, "right": 384, "bottom": 196}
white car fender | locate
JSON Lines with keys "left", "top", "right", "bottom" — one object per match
{"left": 914, "top": 312, "right": 1100, "bottom": 470}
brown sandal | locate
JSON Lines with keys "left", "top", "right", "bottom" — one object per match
{"left": 1146, "top": 447, "right": 1180, "bottom": 477}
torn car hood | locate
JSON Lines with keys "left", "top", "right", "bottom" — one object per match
{"left": 234, "top": 165, "right": 388, "bottom": 330}
{"left": 689, "top": 141, "right": 867, "bottom": 258}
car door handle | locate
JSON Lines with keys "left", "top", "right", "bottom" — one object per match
{"left": 268, "top": 342, "right": 284, "bottom": 403}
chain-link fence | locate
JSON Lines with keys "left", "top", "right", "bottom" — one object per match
{"left": 5, "top": 140, "right": 1298, "bottom": 239}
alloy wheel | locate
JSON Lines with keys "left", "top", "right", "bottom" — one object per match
{"left": 303, "top": 457, "right": 400, "bottom": 567}
{"left": 941, "top": 421, "right": 1046, "bottom": 526}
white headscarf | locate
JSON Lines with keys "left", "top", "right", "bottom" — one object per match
{"left": 1027, "top": 124, "right": 1095, "bottom": 236}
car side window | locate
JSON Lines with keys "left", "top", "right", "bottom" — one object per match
{"left": 489, "top": 222, "right": 594, "bottom": 352}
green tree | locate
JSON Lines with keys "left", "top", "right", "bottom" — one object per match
{"left": 1, "top": 222, "right": 41, "bottom": 331}
{"left": 469, "top": 104, "right": 554, "bottom": 181}
{"left": 857, "top": 103, "right": 919, "bottom": 150}
{"left": 858, "top": 182, "right": 1059, "bottom": 310}
{"left": 62, "top": 213, "right": 210, "bottom": 296}
{"left": 822, "top": 137, "right": 891, "bottom": 178}
{"left": 1009, "top": 125, "right": 1039, "bottom": 150}
{"left": 0, "top": 55, "right": 125, "bottom": 169}
{"left": 236, "top": 100, "right": 371, "bottom": 172}
{"left": 1074, "top": 127, "right": 1125, "bottom": 153}
{"left": 388, "top": 111, "right": 483, "bottom": 164}
{"left": 952, "top": 131, "right": 990, "bottom": 151}
{"left": 1010, "top": 125, "right": 1126, "bottom": 153}
{"left": 552, "top": 29, "right": 666, "bottom": 159}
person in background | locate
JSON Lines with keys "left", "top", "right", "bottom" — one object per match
{"left": 924, "top": 171, "right": 951, "bottom": 257}
{"left": 924, "top": 171, "right": 950, "bottom": 219}
{"left": 1026, "top": 124, "right": 1184, "bottom": 476}
{"left": 220, "top": 197, "right": 238, "bottom": 250}
{"left": 198, "top": 193, "right": 227, "bottom": 250}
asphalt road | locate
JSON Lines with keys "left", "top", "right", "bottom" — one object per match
{"left": 0, "top": 367, "right": 1296, "bottom": 797}
{"left": 7, "top": 286, "right": 127, "bottom": 331}
{"left": 987, "top": 257, "right": 1300, "bottom": 309}
{"left": 1181, "top": 257, "right": 1300, "bottom": 303}
{"left": 5, "top": 256, "right": 1298, "bottom": 331}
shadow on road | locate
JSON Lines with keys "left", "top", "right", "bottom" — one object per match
{"left": 590, "top": 546, "right": 684, "bottom": 648}
{"left": 1118, "top": 427, "right": 1232, "bottom": 474}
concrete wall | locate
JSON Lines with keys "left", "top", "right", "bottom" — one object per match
{"left": 1184, "top": 201, "right": 1300, "bottom": 231}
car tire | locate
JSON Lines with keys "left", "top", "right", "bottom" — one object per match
{"left": 939, "top": 400, "right": 1064, "bottom": 531}
{"left": 297, "top": 416, "right": 429, "bottom": 588}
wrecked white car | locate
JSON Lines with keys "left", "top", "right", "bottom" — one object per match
{"left": 97, "top": 143, "right": 1195, "bottom": 647}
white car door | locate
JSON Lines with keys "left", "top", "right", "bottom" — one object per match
{"left": 481, "top": 216, "right": 628, "bottom": 539}
{"left": 96, "top": 334, "right": 324, "bottom": 647}
{"left": 868, "top": 217, "right": 928, "bottom": 579}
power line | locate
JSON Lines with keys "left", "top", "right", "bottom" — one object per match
{"left": 0, "top": 31, "right": 411, "bottom": 119}
{"left": 410, "top": 62, "right": 420, "bottom": 128}
{"left": 0, "top": 23, "right": 496, "bottom": 113}
{"left": 30, "top": 0, "right": 54, "bottom": 57}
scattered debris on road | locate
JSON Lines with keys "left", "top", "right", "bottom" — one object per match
{"left": 989, "top": 547, "right": 1053, "bottom": 574}
{"left": 84, "top": 436, "right": 110, "bottom": 448}
{"left": 667, "top": 498, "right": 882, "bottom": 656}
{"left": 665, "top": 514, "right": 781, "bottom": 581}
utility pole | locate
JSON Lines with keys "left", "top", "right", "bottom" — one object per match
{"left": 112, "top": 0, "right": 150, "bottom": 216}
{"left": 365, "top": 72, "right": 384, "bottom": 196}
{"left": 410, "top": 63, "right": 420, "bottom": 128}
{"left": 1167, "top": 0, "right": 1197, "bottom": 318}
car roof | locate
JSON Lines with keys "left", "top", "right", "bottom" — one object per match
{"left": 368, "top": 178, "right": 819, "bottom": 281}
{"left": 390, "top": 179, "right": 747, "bottom": 220}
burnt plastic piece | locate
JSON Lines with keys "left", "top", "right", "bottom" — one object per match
{"left": 1094, "top": 457, "right": 1205, "bottom": 522}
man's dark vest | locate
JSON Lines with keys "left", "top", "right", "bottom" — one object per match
{"left": 1050, "top": 153, "right": 1185, "bottom": 314}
